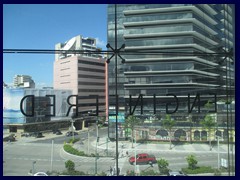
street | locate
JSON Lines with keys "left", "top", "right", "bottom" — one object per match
{"left": 3, "top": 127, "right": 235, "bottom": 176}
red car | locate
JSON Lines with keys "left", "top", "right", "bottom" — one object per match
{"left": 129, "top": 153, "right": 157, "bottom": 165}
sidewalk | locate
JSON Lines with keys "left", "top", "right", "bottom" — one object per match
{"left": 92, "top": 136, "right": 233, "bottom": 155}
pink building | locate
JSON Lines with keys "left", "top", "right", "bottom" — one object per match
{"left": 54, "top": 35, "right": 106, "bottom": 116}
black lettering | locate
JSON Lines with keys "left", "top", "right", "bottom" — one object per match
{"left": 208, "top": 93, "right": 217, "bottom": 113}
{"left": 45, "top": 95, "right": 56, "bottom": 117}
{"left": 66, "top": 95, "right": 78, "bottom": 116}
{"left": 188, "top": 93, "right": 200, "bottom": 113}
{"left": 166, "top": 94, "right": 179, "bottom": 114}
{"left": 20, "top": 95, "right": 34, "bottom": 117}
{"left": 129, "top": 94, "right": 143, "bottom": 115}
{"left": 153, "top": 94, "right": 156, "bottom": 114}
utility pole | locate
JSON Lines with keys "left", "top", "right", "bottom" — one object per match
{"left": 50, "top": 140, "right": 54, "bottom": 172}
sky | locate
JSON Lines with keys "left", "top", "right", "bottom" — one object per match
{"left": 3, "top": 4, "right": 107, "bottom": 88}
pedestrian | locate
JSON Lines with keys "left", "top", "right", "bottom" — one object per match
{"left": 126, "top": 151, "right": 129, "bottom": 157}
{"left": 121, "top": 150, "right": 124, "bottom": 158}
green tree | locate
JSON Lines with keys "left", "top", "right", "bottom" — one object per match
{"left": 162, "top": 114, "right": 175, "bottom": 149}
{"left": 65, "top": 160, "right": 75, "bottom": 172}
{"left": 186, "top": 155, "right": 198, "bottom": 170}
{"left": 157, "top": 158, "right": 169, "bottom": 175}
{"left": 200, "top": 114, "right": 217, "bottom": 150}
{"left": 124, "top": 115, "right": 140, "bottom": 148}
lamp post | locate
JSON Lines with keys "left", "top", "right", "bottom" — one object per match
{"left": 32, "top": 161, "right": 36, "bottom": 175}
{"left": 88, "top": 128, "right": 90, "bottom": 155}
{"left": 95, "top": 136, "right": 99, "bottom": 175}
{"left": 106, "top": 137, "right": 109, "bottom": 156}
{"left": 217, "top": 136, "right": 220, "bottom": 169}
{"left": 50, "top": 140, "right": 54, "bottom": 172}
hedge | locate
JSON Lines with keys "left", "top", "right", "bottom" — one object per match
{"left": 63, "top": 144, "right": 85, "bottom": 156}
{"left": 182, "top": 166, "right": 215, "bottom": 174}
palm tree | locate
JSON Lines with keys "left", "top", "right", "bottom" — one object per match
{"left": 162, "top": 114, "right": 175, "bottom": 149}
{"left": 200, "top": 114, "right": 216, "bottom": 151}
{"left": 124, "top": 115, "right": 139, "bottom": 148}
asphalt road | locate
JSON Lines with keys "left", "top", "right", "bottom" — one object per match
{"left": 3, "top": 127, "right": 111, "bottom": 176}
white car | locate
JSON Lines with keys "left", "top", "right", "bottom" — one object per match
{"left": 33, "top": 172, "right": 48, "bottom": 176}
{"left": 167, "top": 171, "right": 187, "bottom": 176}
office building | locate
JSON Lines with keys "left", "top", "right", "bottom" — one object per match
{"left": 13, "top": 75, "right": 35, "bottom": 88}
{"left": 54, "top": 35, "right": 106, "bottom": 115}
{"left": 107, "top": 4, "right": 235, "bottom": 138}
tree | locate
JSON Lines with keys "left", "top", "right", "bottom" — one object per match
{"left": 200, "top": 114, "right": 217, "bottom": 151}
{"left": 186, "top": 155, "right": 198, "bottom": 170}
{"left": 162, "top": 114, "right": 175, "bottom": 149}
{"left": 65, "top": 160, "right": 75, "bottom": 172}
{"left": 124, "top": 115, "right": 140, "bottom": 148}
{"left": 157, "top": 158, "right": 169, "bottom": 175}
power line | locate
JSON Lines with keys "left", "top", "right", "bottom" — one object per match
{"left": 3, "top": 48, "right": 233, "bottom": 59}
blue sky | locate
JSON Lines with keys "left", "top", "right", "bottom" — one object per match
{"left": 3, "top": 4, "right": 107, "bottom": 88}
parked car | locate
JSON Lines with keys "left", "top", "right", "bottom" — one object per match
{"left": 66, "top": 131, "right": 78, "bottom": 137}
{"left": 129, "top": 153, "right": 157, "bottom": 165}
{"left": 21, "top": 133, "right": 30, "bottom": 137}
{"left": 52, "top": 129, "right": 58, "bottom": 134}
{"left": 33, "top": 172, "right": 48, "bottom": 176}
{"left": 55, "top": 130, "right": 62, "bottom": 135}
{"left": 3, "top": 134, "right": 16, "bottom": 142}
{"left": 167, "top": 171, "right": 187, "bottom": 176}
{"left": 36, "top": 132, "right": 44, "bottom": 138}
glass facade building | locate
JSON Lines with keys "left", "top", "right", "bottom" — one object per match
{"left": 107, "top": 4, "right": 235, "bottom": 139}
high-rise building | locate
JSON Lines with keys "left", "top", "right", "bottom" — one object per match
{"left": 107, "top": 4, "right": 234, "bottom": 138}
{"left": 54, "top": 35, "right": 106, "bottom": 115}
{"left": 13, "top": 75, "right": 35, "bottom": 88}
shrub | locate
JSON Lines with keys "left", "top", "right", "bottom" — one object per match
{"left": 68, "top": 138, "right": 80, "bottom": 144}
{"left": 63, "top": 144, "right": 85, "bottom": 156}
{"left": 157, "top": 158, "right": 169, "bottom": 175}
{"left": 65, "top": 160, "right": 75, "bottom": 172}
{"left": 186, "top": 155, "right": 198, "bottom": 170}
{"left": 126, "top": 170, "right": 135, "bottom": 176}
{"left": 61, "top": 170, "right": 86, "bottom": 175}
{"left": 140, "top": 169, "right": 160, "bottom": 176}
{"left": 182, "top": 166, "right": 215, "bottom": 174}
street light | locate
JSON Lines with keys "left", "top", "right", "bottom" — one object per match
{"left": 32, "top": 161, "right": 36, "bottom": 175}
